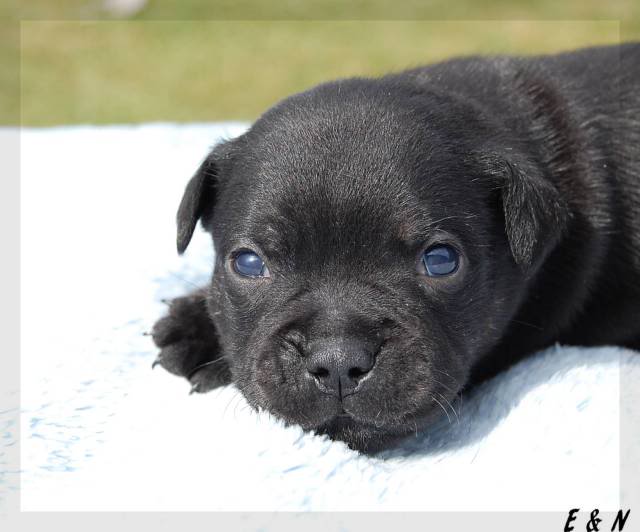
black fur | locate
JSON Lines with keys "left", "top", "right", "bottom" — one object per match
{"left": 152, "top": 44, "right": 640, "bottom": 452}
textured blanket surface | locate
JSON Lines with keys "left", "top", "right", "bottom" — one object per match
{"left": 5, "top": 124, "right": 638, "bottom": 511}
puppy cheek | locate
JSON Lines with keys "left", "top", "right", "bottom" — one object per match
{"left": 249, "top": 345, "right": 336, "bottom": 427}
{"left": 347, "top": 345, "right": 435, "bottom": 424}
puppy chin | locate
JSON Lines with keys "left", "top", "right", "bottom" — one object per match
{"left": 247, "top": 383, "right": 386, "bottom": 451}
{"left": 312, "top": 411, "right": 426, "bottom": 453}
{"left": 296, "top": 393, "right": 442, "bottom": 453}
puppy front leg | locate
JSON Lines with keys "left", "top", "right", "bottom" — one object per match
{"left": 151, "top": 288, "right": 231, "bottom": 393}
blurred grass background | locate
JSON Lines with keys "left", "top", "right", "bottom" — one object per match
{"left": 3, "top": 0, "right": 639, "bottom": 125}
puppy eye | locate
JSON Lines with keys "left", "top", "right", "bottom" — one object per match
{"left": 421, "top": 245, "right": 459, "bottom": 277}
{"left": 233, "top": 250, "right": 271, "bottom": 278}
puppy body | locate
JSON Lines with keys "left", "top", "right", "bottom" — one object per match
{"left": 153, "top": 44, "right": 640, "bottom": 452}
{"left": 409, "top": 44, "right": 640, "bottom": 381}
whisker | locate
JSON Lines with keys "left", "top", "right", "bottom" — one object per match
{"left": 509, "top": 318, "right": 544, "bottom": 331}
{"left": 431, "top": 377, "right": 458, "bottom": 394}
{"left": 223, "top": 389, "right": 242, "bottom": 419}
{"left": 232, "top": 392, "right": 245, "bottom": 420}
{"left": 431, "top": 367, "right": 455, "bottom": 379}
{"left": 431, "top": 395, "right": 451, "bottom": 424}
{"left": 410, "top": 414, "right": 419, "bottom": 439}
{"left": 435, "top": 391, "right": 460, "bottom": 424}
{"left": 431, "top": 368, "right": 462, "bottom": 392}
{"left": 425, "top": 215, "right": 462, "bottom": 228}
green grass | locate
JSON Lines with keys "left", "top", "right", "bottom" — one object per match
{"left": 3, "top": 0, "right": 639, "bottom": 125}
{"left": 6, "top": 0, "right": 639, "bottom": 22}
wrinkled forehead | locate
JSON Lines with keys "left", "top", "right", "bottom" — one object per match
{"left": 235, "top": 141, "right": 425, "bottom": 247}
{"left": 220, "top": 101, "right": 486, "bottom": 257}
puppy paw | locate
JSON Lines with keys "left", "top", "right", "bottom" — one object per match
{"left": 151, "top": 291, "right": 231, "bottom": 393}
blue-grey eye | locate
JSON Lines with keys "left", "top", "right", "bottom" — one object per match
{"left": 422, "top": 245, "right": 459, "bottom": 276}
{"left": 233, "top": 250, "right": 270, "bottom": 278}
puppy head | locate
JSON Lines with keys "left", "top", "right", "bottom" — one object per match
{"left": 176, "top": 79, "right": 568, "bottom": 451}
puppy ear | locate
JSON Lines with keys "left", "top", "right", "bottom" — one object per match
{"left": 484, "top": 155, "right": 569, "bottom": 269}
{"left": 176, "top": 142, "right": 231, "bottom": 254}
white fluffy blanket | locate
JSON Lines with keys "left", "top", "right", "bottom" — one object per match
{"left": 7, "top": 124, "right": 638, "bottom": 511}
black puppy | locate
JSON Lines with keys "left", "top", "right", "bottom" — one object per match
{"left": 152, "top": 43, "right": 640, "bottom": 452}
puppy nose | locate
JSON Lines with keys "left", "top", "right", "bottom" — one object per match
{"left": 306, "top": 339, "right": 375, "bottom": 398}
